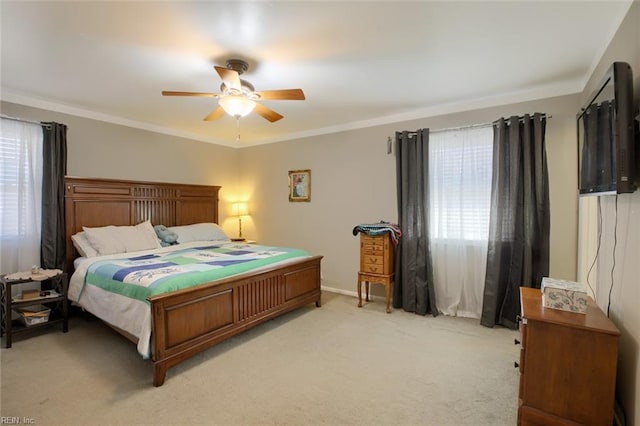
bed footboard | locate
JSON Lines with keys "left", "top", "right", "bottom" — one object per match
{"left": 148, "top": 256, "right": 322, "bottom": 386}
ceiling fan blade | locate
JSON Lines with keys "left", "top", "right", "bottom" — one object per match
{"left": 255, "top": 89, "right": 305, "bottom": 100}
{"left": 162, "top": 91, "right": 218, "bottom": 97}
{"left": 214, "top": 66, "right": 241, "bottom": 91}
{"left": 203, "top": 107, "right": 225, "bottom": 121}
{"left": 254, "top": 103, "right": 284, "bottom": 122}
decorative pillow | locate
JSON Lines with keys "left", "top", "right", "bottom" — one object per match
{"left": 71, "top": 231, "right": 99, "bottom": 258}
{"left": 154, "top": 224, "right": 179, "bottom": 247}
{"left": 83, "top": 220, "right": 162, "bottom": 255}
{"left": 168, "top": 223, "right": 230, "bottom": 244}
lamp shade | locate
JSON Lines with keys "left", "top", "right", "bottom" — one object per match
{"left": 231, "top": 202, "right": 249, "bottom": 217}
{"left": 219, "top": 95, "right": 256, "bottom": 117}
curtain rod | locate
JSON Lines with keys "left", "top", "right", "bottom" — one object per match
{"left": 1, "top": 114, "right": 52, "bottom": 129}
{"left": 491, "top": 113, "right": 552, "bottom": 126}
{"left": 430, "top": 122, "right": 493, "bottom": 135}
{"left": 401, "top": 114, "right": 552, "bottom": 136}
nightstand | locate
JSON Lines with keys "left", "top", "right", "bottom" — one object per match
{"left": 231, "top": 239, "right": 256, "bottom": 244}
{"left": 1, "top": 272, "right": 69, "bottom": 348}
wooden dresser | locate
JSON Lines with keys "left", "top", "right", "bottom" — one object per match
{"left": 357, "top": 233, "right": 394, "bottom": 313}
{"left": 517, "top": 287, "right": 620, "bottom": 425}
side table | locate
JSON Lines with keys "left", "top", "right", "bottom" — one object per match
{"left": 0, "top": 272, "right": 69, "bottom": 348}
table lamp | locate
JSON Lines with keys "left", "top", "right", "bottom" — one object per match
{"left": 231, "top": 202, "right": 249, "bottom": 241}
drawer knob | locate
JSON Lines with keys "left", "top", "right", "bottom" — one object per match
{"left": 514, "top": 338, "right": 521, "bottom": 345}
{"left": 514, "top": 361, "right": 519, "bottom": 369}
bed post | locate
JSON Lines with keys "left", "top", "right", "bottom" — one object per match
{"left": 153, "top": 364, "right": 168, "bottom": 387}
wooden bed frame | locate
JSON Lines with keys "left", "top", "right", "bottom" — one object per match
{"left": 64, "top": 176, "right": 322, "bottom": 386}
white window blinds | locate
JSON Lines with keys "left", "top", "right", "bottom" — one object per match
{"left": 0, "top": 118, "right": 43, "bottom": 273}
{"left": 429, "top": 125, "right": 494, "bottom": 241}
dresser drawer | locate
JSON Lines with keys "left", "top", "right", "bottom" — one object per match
{"left": 362, "top": 264, "right": 384, "bottom": 274}
{"left": 362, "top": 247, "right": 384, "bottom": 256}
{"left": 361, "top": 235, "right": 385, "bottom": 247}
{"left": 363, "top": 255, "right": 384, "bottom": 266}
{"left": 518, "top": 319, "right": 526, "bottom": 399}
{"left": 518, "top": 368, "right": 524, "bottom": 399}
{"left": 362, "top": 245, "right": 384, "bottom": 255}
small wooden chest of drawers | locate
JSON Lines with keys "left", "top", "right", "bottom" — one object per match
{"left": 357, "top": 233, "right": 394, "bottom": 313}
{"left": 517, "top": 287, "right": 619, "bottom": 425}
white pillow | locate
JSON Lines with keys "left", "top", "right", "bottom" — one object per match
{"left": 71, "top": 231, "right": 99, "bottom": 258}
{"left": 121, "top": 220, "right": 162, "bottom": 252}
{"left": 168, "top": 223, "right": 229, "bottom": 244}
{"left": 83, "top": 220, "right": 162, "bottom": 255}
{"left": 82, "top": 225, "right": 125, "bottom": 255}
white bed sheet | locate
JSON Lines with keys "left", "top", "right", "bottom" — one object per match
{"left": 69, "top": 241, "right": 310, "bottom": 358}
{"left": 73, "top": 256, "right": 87, "bottom": 270}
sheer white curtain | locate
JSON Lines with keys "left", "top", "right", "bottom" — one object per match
{"left": 429, "top": 125, "right": 493, "bottom": 318}
{"left": 0, "top": 118, "right": 43, "bottom": 273}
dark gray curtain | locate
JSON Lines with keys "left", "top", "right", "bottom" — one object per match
{"left": 481, "top": 113, "right": 549, "bottom": 329}
{"left": 40, "top": 122, "right": 67, "bottom": 270}
{"left": 394, "top": 130, "right": 438, "bottom": 316}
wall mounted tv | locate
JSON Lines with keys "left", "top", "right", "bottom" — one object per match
{"left": 577, "top": 61, "right": 636, "bottom": 196}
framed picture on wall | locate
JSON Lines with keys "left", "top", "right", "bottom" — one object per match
{"left": 288, "top": 169, "right": 311, "bottom": 202}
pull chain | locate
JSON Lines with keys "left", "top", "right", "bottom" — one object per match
{"left": 236, "top": 116, "right": 241, "bottom": 143}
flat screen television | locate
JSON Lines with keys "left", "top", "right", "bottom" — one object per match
{"left": 577, "top": 62, "right": 636, "bottom": 196}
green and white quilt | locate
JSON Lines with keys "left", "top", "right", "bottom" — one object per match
{"left": 69, "top": 241, "right": 310, "bottom": 357}
{"left": 75, "top": 242, "right": 308, "bottom": 303}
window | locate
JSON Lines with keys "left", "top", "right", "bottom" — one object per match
{"left": 428, "top": 124, "right": 493, "bottom": 318}
{"left": 429, "top": 125, "right": 493, "bottom": 241}
{"left": 0, "top": 118, "right": 43, "bottom": 272}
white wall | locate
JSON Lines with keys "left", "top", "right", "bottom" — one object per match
{"left": 0, "top": 77, "right": 583, "bottom": 299}
{"left": 0, "top": 101, "right": 243, "bottom": 237}
{"left": 4, "top": 94, "right": 581, "bottom": 301}
{"left": 240, "top": 94, "right": 581, "bottom": 296}
{"left": 579, "top": 2, "right": 640, "bottom": 423}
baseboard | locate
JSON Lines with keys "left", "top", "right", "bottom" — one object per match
{"left": 321, "top": 285, "right": 383, "bottom": 302}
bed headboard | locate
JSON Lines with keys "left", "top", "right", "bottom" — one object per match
{"left": 64, "top": 176, "right": 221, "bottom": 272}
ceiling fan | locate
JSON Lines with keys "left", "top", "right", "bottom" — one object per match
{"left": 162, "top": 59, "right": 305, "bottom": 123}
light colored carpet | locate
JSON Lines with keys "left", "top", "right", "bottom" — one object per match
{"left": 1, "top": 292, "right": 519, "bottom": 425}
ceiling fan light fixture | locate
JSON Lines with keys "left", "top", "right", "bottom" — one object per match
{"left": 219, "top": 95, "right": 256, "bottom": 118}
{"left": 162, "top": 59, "right": 304, "bottom": 127}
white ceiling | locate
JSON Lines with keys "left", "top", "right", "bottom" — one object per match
{"left": 0, "top": 1, "right": 632, "bottom": 147}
